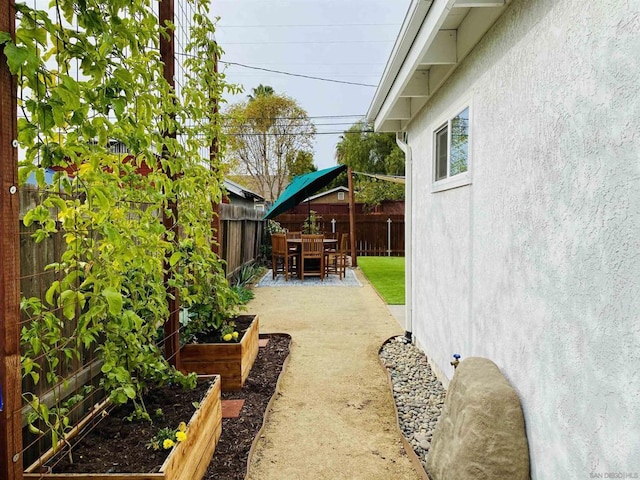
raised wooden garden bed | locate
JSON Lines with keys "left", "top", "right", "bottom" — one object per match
{"left": 180, "top": 315, "right": 259, "bottom": 391}
{"left": 24, "top": 375, "right": 222, "bottom": 480}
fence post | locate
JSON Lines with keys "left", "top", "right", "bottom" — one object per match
{"left": 0, "top": 0, "right": 24, "bottom": 476}
{"left": 387, "top": 217, "right": 392, "bottom": 256}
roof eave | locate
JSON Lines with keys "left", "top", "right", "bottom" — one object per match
{"left": 368, "top": 0, "right": 510, "bottom": 132}
{"left": 366, "top": 0, "right": 434, "bottom": 125}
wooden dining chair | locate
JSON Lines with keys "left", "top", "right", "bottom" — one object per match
{"left": 285, "top": 231, "right": 302, "bottom": 269}
{"left": 300, "top": 234, "right": 325, "bottom": 281}
{"left": 326, "top": 233, "right": 348, "bottom": 279}
{"left": 336, "top": 233, "right": 349, "bottom": 279}
{"left": 271, "top": 233, "right": 298, "bottom": 281}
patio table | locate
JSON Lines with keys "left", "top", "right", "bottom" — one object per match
{"left": 287, "top": 238, "right": 338, "bottom": 280}
{"left": 286, "top": 238, "right": 338, "bottom": 247}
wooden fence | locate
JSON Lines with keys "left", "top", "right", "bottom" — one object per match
{"left": 275, "top": 212, "right": 405, "bottom": 256}
{"left": 219, "top": 203, "right": 264, "bottom": 278}
{"left": 17, "top": 189, "right": 264, "bottom": 464}
{"left": 18, "top": 187, "right": 106, "bottom": 466}
{"left": 19, "top": 189, "right": 264, "bottom": 284}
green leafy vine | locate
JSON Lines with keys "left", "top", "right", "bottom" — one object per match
{"left": 2, "top": 0, "right": 241, "bottom": 457}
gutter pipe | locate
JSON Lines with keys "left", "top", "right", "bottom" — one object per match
{"left": 396, "top": 132, "right": 413, "bottom": 342}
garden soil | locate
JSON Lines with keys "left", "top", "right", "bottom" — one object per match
{"left": 245, "top": 269, "right": 422, "bottom": 480}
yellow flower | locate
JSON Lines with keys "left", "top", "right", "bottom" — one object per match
{"left": 177, "top": 421, "right": 187, "bottom": 432}
{"left": 163, "top": 439, "right": 175, "bottom": 450}
{"left": 232, "top": 331, "right": 239, "bottom": 340}
{"left": 223, "top": 333, "right": 233, "bottom": 342}
{"left": 176, "top": 431, "right": 187, "bottom": 442}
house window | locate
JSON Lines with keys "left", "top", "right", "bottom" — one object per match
{"left": 337, "top": 191, "right": 345, "bottom": 201}
{"left": 434, "top": 106, "right": 469, "bottom": 182}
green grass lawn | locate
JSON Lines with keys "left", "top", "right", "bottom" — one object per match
{"left": 358, "top": 256, "right": 405, "bottom": 305}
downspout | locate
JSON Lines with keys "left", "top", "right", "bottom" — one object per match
{"left": 396, "top": 132, "right": 412, "bottom": 342}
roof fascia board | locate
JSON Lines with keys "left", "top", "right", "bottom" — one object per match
{"left": 455, "top": 0, "right": 504, "bottom": 6}
{"left": 373, "top": 0, "right": 457, "bottom": 130}
{"left": 367, "top": 0, "right": 434, "bottom": 122}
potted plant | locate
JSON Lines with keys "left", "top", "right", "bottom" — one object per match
{"left": 302, "top": 210, "right": 321, "bottom": 234}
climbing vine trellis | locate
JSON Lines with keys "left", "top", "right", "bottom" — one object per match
{"left": 0, "top": 0, "right": 240, "bottom": 474}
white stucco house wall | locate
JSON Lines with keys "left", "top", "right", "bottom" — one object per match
{"left": 367, "top": 0, "right": 640, "bottom": 478}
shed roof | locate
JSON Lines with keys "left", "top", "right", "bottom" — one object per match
{"left": 223, "top": 178, "right": 265, "bottom": 202}
{"left": 302, "top": 186, "right": 349, "bottom": 203}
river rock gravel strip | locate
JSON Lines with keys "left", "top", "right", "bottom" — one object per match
{"left": 379, "top": 336, "right": 447, "bottom": 471}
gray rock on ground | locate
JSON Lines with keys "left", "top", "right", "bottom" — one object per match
{"left": 427, "top": 357, "right": 530, "bottom": 480}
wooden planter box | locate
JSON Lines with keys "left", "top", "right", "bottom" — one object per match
{"left": 24, "top": 375, "right": 222, "bottom": 480}
{"left": 180, "top": 315, "right": 259, "bottom": 391}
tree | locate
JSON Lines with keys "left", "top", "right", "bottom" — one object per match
{"left": 286, "top": 150, "right": 317, "bottom": 180}
{"left": 225, "top": 87, "right": 316, "bottom": 200}
{"left": 247, "top": 84, "right": 275, "bottom": 101}
{"left": 334, "top": 121, "right": 405, "bottom": 207}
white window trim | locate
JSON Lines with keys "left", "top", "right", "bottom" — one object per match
{"left": 431, "top": 100, "right": 472, "bottom": 193}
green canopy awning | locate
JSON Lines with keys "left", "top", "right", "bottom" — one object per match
{"left": 263, "top": 165, "right": 347, "bottom": 220}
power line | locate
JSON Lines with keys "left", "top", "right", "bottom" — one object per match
{"left": 305, "top": 115, "right": 365, "bottom": 119}
{"left": 222, "top": 121, "right": 363, "bottom": 127}
{"left": 217, "top": 23, "right": 399, "bottom": 28}
{"left": 223, "top": 61, "right": 385, "bottom": 66}
{"left": 174, "top": 51, "right": 380, "bottom": 87}
{"left": 222, "top": 40, "right": 394, "bottom": 45}
{"left": 224, "top": 130, "right": 372, "bottom": 136}
{"left": 230, "top": 73, "right": 382, "bottom": 77}
{"left": 221, "top": 115, "right": 365, "bottom": 120}
{"left": 220, "top": 60, "right": 378, "bottom": 87}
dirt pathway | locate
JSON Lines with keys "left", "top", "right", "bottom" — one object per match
{"left": 245, "top": 269, "right": 421, "bottom": 480}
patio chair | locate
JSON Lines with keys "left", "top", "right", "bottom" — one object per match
{"left": 322, "top": 232, "right": 337, "bottom": 257}
{"left": 300, "top": 234, "right": 325, "bottom": 281}
{"left": 271, "top": 233, "right": 299, "bottom": 281}
{"left": 285, "top": 231, "right": 302, "bottom": 265}
{"left": 325, "top": 233, "right": 348, "bottom": 279}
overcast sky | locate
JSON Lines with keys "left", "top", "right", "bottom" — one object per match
{"left": 213, "top": 0, "right": 411, "bottom": 170}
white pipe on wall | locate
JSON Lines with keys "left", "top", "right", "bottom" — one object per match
{"left": 396, "top": 132, "right": 413, "bottom": 340}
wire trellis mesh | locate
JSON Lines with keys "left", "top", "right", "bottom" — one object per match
{"left": 7, "top": 0, "right": 228, "bottom": 471}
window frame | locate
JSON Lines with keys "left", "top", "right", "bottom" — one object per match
{"left": 431, "top": 102, "right": 472, "bottom": 193}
